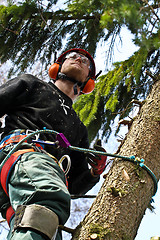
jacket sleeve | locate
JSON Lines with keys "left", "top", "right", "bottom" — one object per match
{"left": 67, "top": 129, "right": 100, "bottom": 195}
{"left": 69, "top": 162, "right": 100, "bottom": 195}
{"left": 0, "top": 74, "right": 35, "bottom": 117}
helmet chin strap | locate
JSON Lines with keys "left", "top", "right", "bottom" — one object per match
{"left": 57, "top": 72, "right": 85, "bottom": 95}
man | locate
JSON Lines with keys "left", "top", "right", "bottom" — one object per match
{"left": 0, "top": 48, "right": 107, "bottom": 240}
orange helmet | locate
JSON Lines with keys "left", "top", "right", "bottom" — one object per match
{"left": 48, "top": 48, "right": 96, "bottom": 94}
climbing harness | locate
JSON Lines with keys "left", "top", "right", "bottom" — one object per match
{"left": 0, "top": 129, "right": 70, "bottom": 174}
{"left": 0, "top": 128, "right": 158, "bottom": 225}
{"left": 1, "top": 148, "right": 35, "bottom": 196}
{"left": 0, "top": 129, "right": 70, "bottom": 225}
{"left": 0, "top": 148, "right": 35, "bottom": 225}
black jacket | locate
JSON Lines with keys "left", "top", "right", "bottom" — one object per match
{"left": 0, "top": 74, "right": 99, "bottom": 194}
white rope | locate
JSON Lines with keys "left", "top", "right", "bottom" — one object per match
{"left": 59, "top": 155, "right": 71, "bottom": 175}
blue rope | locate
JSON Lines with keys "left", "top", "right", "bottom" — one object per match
{"left": 0, "top": 129, "right": 58, "bottom": 169}
{"left": 69, "top": 146, "right": 158, "bottom": 196}
{"left": 1, "top": 129, "right": 158, "bottom": 197}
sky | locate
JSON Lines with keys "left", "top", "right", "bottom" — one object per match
{"left": 0, "top": 2, "right": 159, "bottom": 239}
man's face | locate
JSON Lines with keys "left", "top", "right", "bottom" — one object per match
{"left": 60, "top": 52, "right": 90, "bottom": 83}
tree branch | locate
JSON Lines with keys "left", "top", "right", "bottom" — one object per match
{"left": 37, "top": 0, "right": 52, "bottom": 32}
{"left": 146, "top": 70, "right": 160, "bottom": 82}
{"left": 0, "top": 24, "right": 18, "bottom": 35}
{"left": 34, "top": 10, "right": 100, "bottom": 21}
{"left": 141, "top": 0, "right": 160, "bottom": 21}
{"left": 0, "top": 219, "right": 6, "bottom": 223}
{"left": 58, "top": 225, "right": 75, "bottom": 234}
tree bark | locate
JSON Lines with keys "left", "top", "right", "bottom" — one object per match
{"left": 72, "top": 79, "right": 160, "bottom": 240}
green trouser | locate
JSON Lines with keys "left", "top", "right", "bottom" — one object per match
{"left": 6, "top": 150, "right": 71, "bottom": 240}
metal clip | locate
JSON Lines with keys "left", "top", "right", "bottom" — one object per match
{"left": 26, "top": 130, "right": 40, "bottom": 141}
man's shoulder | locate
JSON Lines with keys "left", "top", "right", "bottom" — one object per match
{"left": 15, "top": 73, "right": 49, "bottom": 87}
{"left": 18, "top": 73, "right": 41, "bottom": 82}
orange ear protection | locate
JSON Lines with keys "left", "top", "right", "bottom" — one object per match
{"left": 48, "top": 48, "right": 96, "bottom": 94}
{"left": 81, "top": 78, "right": 95, "bottom": 94}
{"left": 48, "top": 62, "right": 61, "bottom": 80}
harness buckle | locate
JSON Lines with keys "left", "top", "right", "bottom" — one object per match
{"left": 26, "top": 130, "right": 40, "bottom": 141}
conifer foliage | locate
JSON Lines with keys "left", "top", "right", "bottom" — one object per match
{"left": 0, "top": 0, "right": 159, "bottom": 141}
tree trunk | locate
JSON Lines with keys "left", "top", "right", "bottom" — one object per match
{"left": 72, "top": 80, "right": 160, "bottom": 240}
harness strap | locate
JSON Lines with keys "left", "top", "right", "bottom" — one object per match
{"left": 0, "top": 148, "right": 35, "bottom": 226}
{"left": 0, "top": 134, "right": 44, "bottom": 151}
{"left": 0, "top": 134, "right": 28, "bottom": 150}
{"left": 1, "top": 148, "right": 35, "bottom": 196}
{"left": 6, "top": 205, "right": 15, "bottom": 226}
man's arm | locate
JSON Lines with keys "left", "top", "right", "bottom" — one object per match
{"left": 0, "top": 74, "right": 34, "bottom": 117}
{"left": 67, "top": 149, "right": 100, "bottom": 195}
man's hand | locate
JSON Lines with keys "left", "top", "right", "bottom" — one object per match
{"left": 87, "top": 140, "right": 107, "bottom": 176}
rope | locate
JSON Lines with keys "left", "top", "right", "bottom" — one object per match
{"left": 1, "top": 128, "right": 158, "bottom": 197}
{"left": 0, "top": 129, "right": 58, "bottom": 169}
{"left": 69, "top": 146, "right": 158, "bottom": 197}
{"left": 59, "top": 155, "right": 71, "bottom": 175}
